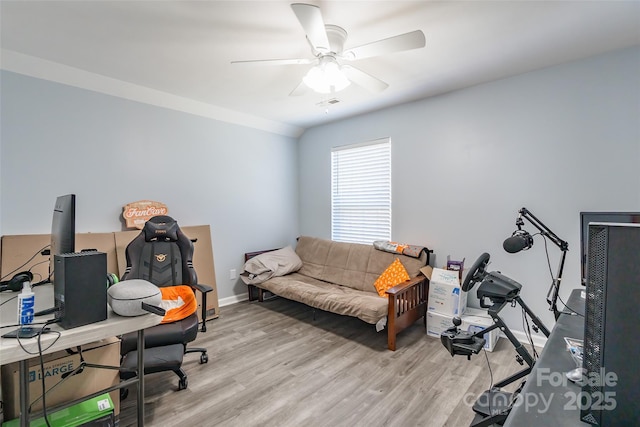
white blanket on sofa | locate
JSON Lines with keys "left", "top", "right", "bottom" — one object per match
{"left": 240, "top": 246, "right": 303, "bottom": 285}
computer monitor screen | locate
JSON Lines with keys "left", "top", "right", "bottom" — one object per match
{"left": 51, "top": 194, "right": 76, "bottom": 257}
{"left": 579, "top": 211, "right": 640, "bottom": 285}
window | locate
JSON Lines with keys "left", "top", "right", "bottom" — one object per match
{"left": 331, "top": 139, "right": 391, "bottom": 244}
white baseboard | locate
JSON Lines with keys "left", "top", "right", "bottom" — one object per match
{"left": 219, "top": 293, "right": 249, "bottom": 307}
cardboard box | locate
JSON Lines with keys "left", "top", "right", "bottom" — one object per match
{"left": 0, "top": 338, "right": 120, "bottom": 420}
{"left": 0, "top": 233, "right": 119, "bottom": 286}
{"left": 461, "top": 307, "right": 499, "bottom": 352}
{"left": 426, "top": 310, "right": 457, "bottom": 338}
{"left": 114, "top": 224, "right": 219, "bottom": 321}
{"left": 426, "top": 308, "right": 499, "bottom": 352}
{"left": 422, "top": 266, "right": 467, "bottom": 316}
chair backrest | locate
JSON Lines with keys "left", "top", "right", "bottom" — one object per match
{"left": 122, "top": 215, "right": 197, "bottom": 287}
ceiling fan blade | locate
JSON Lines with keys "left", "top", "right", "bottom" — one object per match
{"left": 291, "top": 3, "right": 331, "bottom": 53}
{"left": 342, "top": 65, "right": 388, "bottom": 93}
{"left": 343, "top": 30, "right": 426, "bottom": 61}
{"left": 231, "top": 58, "right": 314, "bottom": 66}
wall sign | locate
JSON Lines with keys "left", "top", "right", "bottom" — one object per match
{"left": 122, "top": 200, "right": 169, "bottom": 229}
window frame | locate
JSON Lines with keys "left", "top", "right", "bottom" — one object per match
{"left": 330, "top": 138, "right": 392, "bottom": 244}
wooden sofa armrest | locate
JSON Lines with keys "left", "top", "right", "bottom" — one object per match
{"left": 385, "top": 274, "right": 429, "bottom": 351}
{"left": 244, "top": 248, "right": 281, "bottom": 302}
{"left": 386, "top": 275, "right": 425, "bottom": 296}
{"left": 244, "top": 248, "right": 280, "bottom": 261}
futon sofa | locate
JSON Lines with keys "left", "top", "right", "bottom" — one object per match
{"left": 242, "top": 236, "right": 431, "bottom": 350}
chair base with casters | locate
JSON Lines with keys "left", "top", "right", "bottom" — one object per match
{"left": 121, "top": 344, "right": 187, "bottom": 396}
{"left": 185, "top": 345, "right": 209, "bottom": 364}
{"left": 119, "top": 312, "right": 208, "bottom": 394}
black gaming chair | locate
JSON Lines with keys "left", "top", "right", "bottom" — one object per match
{"left": 119, "top": 215, "right": 212, "bottom": 391}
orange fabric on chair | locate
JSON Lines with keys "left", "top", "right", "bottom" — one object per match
{"left": 159, "top": 285, "right": 197, "bottom": 324}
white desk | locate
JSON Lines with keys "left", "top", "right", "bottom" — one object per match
{"left": 0, "top": 284, "right": 162, "bottom": 426}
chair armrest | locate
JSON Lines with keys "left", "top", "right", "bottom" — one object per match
{"left": 186, "top": 283, "right": 214, "bottom": 332}
{"left": 190, "top": 283, "right": 213, "bottom": 294}
{"left": 386, "top": 274, "right": 426, "bottom": 296}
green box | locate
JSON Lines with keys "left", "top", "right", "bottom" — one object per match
{"left": 2, "top": 393, "right": 114, "bottom": 427}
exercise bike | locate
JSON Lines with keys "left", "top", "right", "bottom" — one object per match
{"left": 440, "top": 252, "right": 550, "bottom": 427}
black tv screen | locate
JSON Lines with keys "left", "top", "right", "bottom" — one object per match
{"left": 580, "top": 211, "right": 640, "bottom": 285}
{"left": 51, "top": 194, "right": 76, "bottom": 257}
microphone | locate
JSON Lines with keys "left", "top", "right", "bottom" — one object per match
{"left": 503, "top": 230, "right": 534, "bottom": 253}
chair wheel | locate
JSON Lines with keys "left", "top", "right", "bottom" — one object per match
{"left": 200, "top": 353, "right": 208, "bottom": 364}
{"left": 120, "top": 388, "right": 129, "bottom": 400}
{"left": 178, "top": 378, "right": 188, "bottom": 390}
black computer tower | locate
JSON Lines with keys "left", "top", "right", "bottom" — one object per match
{"left": 581, "top": 223, "right": 640, "bottom": 425}
{"left": 54, "top": 251, "right": 107, "bottom": 329}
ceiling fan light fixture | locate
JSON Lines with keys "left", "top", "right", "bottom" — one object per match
{"left": 303, "top": 57, "right": 351, "bottom": 94}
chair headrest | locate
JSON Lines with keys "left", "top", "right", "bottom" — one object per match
{"left": 143, "top": 215, "right": 179, "bottom": 241}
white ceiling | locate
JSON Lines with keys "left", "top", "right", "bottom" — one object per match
{"left": 1, "top": 1, "right": 639, "bottom": 136}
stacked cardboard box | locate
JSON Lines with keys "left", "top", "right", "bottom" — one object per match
{"left": 422, "top": 265, "right": 466, "bottom": 341}
{"left": 424, "top": 266, "right": 467, "bottom": 316}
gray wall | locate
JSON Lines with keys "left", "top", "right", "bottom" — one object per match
{"left": 298, "top": 46, "right": 640, "bottom": 333}
{"left": 0, "top": 71, "right": 300, "bottom": 300}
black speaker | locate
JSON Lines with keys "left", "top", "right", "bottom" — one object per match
{"left": 581, "top": 223, "right": 640, "bottom": 426}
{"left": 54, "top": 251, "right": 108, "bottom": 329}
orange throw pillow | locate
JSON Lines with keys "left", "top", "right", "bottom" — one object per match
{"left": 159, "top": 285, "right": 197, "bottom": 324}
{"left": 374, "top": 258, "right": 410, "bottom": 297}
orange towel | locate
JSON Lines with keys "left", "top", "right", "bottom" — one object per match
{"left": 159, "top": 285, "right": 197, "bottom": 324}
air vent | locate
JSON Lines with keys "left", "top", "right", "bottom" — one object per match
{"left": 316, "top": 98, "right": 340, "bottom": 107}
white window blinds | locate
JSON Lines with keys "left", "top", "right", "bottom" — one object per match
{"left": 331, "top": 139, "right": 391, "bottom": 244}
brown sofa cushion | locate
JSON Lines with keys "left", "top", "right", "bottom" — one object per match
{"left": 295, "top": 236, "right": 426, "bottom": 294}
{"left": 258, "top": 272, "right": 389, "bottom": 324}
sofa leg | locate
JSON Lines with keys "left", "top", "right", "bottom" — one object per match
{"left": 388, "top": 329, "right": 397, "bottom": 351}
{"left": 387, "top": 295, "right": 397, "bottom": 351}
{"left": 248, "top": 285, "right": 256, "bottom": 302}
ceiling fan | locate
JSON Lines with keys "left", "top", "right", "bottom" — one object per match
{"left": 232, "top": 3, "right": 426, "bottom": 95}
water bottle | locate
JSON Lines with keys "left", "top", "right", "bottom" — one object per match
{"left": 17, "top": 280, "right": 35, "bottom": 325}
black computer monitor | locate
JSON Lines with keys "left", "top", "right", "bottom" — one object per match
{"left": 579, "top": 211, "right": 640, "bottom": 285}
{"left": 51, "top": 194, "right": 76, "bottom": 258}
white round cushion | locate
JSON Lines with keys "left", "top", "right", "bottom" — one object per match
{"left": 107, "top": 279, "right": 162, "bottom": 316}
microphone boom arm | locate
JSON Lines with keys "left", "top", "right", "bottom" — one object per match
{"left": 517, "top": 207, "right": 569, "bottom": 320}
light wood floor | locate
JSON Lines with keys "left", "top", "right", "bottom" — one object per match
{"left": 119, "top": 298, "right": 532, "bottom": 427}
